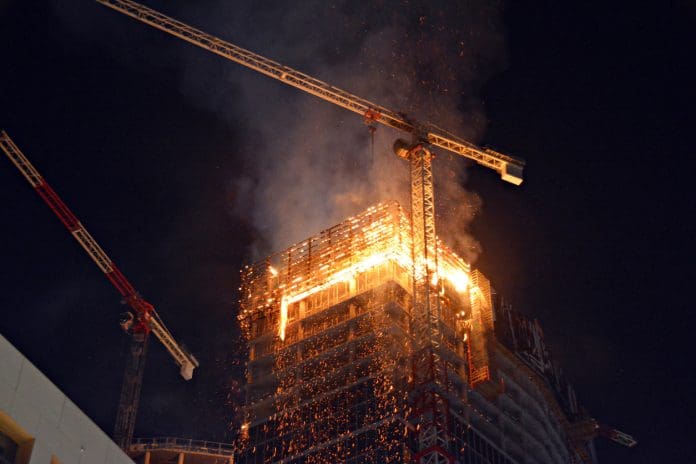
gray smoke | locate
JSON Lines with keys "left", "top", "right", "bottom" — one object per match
{"left": 107, "top": 0, "right": 507, "bottom": 261}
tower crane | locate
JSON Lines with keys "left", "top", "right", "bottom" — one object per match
{"left": 96, "top": 1, "right": 524, "bottom": 462}
{"left": 0, "top": 131, "right": 199, "bottom": 451}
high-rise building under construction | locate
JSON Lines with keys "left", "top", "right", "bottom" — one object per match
{"left": 237, "top": 202, "right": 599, "bottom": 464}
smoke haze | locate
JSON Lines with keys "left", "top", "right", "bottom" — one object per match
{"left": 53, "top": 0, "right": 507, "bottom": 261}
{"left": 169, "top": 0, "right": 507, "bottom": 261}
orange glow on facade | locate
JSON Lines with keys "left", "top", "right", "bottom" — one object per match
{"left": 241, "top": 202, "right": 475, "bottom": 342}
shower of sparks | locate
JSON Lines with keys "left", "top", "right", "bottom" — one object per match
{"left": 236, "top": 201, "right": 491, "bottom": 462}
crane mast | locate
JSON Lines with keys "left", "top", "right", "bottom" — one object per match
{"left": 402, "top": 144, "right": 452, "bottom": 463}
{"left": 96, "top": 1, "right": 524, "bottom": 461}
{"left": 0, "top": 131, "right": 199, "bottom": 450}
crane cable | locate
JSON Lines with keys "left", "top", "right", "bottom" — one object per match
{"left": 363, "top": 108, "right": 381, "bottom": 165}
{"left": 368, "top": 124, "right": 376, "bottom": 164}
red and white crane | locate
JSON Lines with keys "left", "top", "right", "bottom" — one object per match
{"left": 0, "top": 130, "right": 199, "bottom": 450}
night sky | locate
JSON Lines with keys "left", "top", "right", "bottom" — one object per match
{"left": 1, "top": 1, "right": 694, "bottom": 463}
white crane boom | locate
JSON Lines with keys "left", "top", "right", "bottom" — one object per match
{"left": 95, "top": 0, "right": 524, "bottom": 185}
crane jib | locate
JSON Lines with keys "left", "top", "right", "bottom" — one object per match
{"left": 96, "top": 0, "right": 525, "bottom": 185}
{"left": 0, "top": 130, "right": 198, "bottom": 379}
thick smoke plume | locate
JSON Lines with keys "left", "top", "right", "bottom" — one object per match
{"left": 134, "top": 0, "right": 506, "bottom": 260}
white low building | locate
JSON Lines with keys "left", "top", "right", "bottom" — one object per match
{"left": 0, "top": 334, "right": 134, "bottom": 464}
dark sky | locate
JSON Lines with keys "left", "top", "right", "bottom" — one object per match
{"left": 1, "top": 1, "right": 694, "bottom": 463}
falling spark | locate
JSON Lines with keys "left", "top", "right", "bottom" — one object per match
{"left": 237, "top": 202, "right": 481, "bottom": 460}
{"left": 279, "top": 296, "right": 289, "bottom": 340}
{"left": 249, "top": 202, "right": 473, "bottom": 344}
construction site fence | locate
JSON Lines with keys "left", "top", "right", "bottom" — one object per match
{"left": 130, "top": 437, "right": 235, "bottom": 456}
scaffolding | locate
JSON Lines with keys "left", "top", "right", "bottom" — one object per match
{"left": 237, "top": 202, "right": 597, "bottom": 464}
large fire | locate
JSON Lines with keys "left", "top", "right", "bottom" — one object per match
{"left": 239, "top": 201, "right": 476, "bottom": 342}
{"left": 277, "top": 252, "right": 472, "bottom": 340}
{"left": 237, "top": 201, "right": 495, "bottom": 462}
{"left": 236, "top": 202, "right": 598, "bottom": 464}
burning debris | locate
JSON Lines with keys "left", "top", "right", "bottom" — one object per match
{"left": 239, "top": 202, "right": 476, "bottom": 346}
{"left": 237, "top": 202, "right": 483, "bottom": 462}
{"left": 234, "top": 201, "right": 602, "bottom": 463}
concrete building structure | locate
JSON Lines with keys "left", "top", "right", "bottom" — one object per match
{"left": 237, "top": 202, "right": 598, "bottom": 463}
{"left": 0, "top": 334, "right": 134, "bottom": 464}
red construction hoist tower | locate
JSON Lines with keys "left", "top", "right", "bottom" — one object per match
{"left": 96, "top": 1, "right": 526, "bottom": 461}
{"left": 0, "top": 131, "right": 199, "bottom": 451}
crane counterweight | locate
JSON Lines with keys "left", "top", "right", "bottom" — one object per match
{"left": 501, "top": 161, "right": 524, "bottom": 185}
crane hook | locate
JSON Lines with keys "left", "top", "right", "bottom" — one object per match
{"left": 363, "top": 109, "right": 381, "bottom": 164}
{"left": 368, "top": 125, "right": 376, "bottom": 164}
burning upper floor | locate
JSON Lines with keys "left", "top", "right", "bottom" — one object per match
{"left": 236, "top": 201, "right": 600, "bottom": 463}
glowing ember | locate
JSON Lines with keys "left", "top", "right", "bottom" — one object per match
{"left": 240, "top": 202, "right": 475, "bottom": 343}
{"left": 278, "top": 296, "right": 289, "bottom": 340}
{"left": 236, "top": 202, "right": 591, "bottom": 464}
{"left": 440, "top": 260, "right": 470, "bottom": 293}
{"left": 240, "top": 422, "right": 250, "bottom": 440}
{"left": 237, "top": 202, "right": 486, "bottom": 462}
{"left": 275, "top": 248, "right": 474, "bottom": 342}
